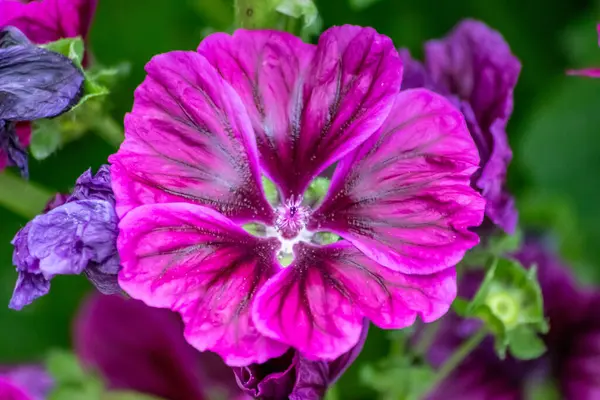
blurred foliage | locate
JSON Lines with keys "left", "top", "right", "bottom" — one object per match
{"left": 2, "top": 0, "right": 600, "bottom": 399}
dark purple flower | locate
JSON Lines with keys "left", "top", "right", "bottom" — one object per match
{"left": 0, "top": 365, "right": 53, "bottom": 400}
{"left": 9, "top": 166, "right": 120, "bottom": 310}
{"left": 400, "top": 19, "right": 521, "bottom": 234}
{"left": 428, "top": 237, "right": 600, "bottom": 399}
{"left": 74, "top": 293, "right": 247, "bottom": 400}
{"left": 235, "top": 322, "right": 368, "bottom": 400}
{"left": 0, "top": 26, "right": 84, "bottom": 176}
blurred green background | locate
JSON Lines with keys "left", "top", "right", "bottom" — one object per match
{"left": 1, "top": 0, "right": 600, "bottom": 396}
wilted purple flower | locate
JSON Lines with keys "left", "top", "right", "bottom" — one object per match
{"left": 401, "top": 19, "right": 521, "bottom": 234}
{"left": 9, "top": 165, "right": 120, "bottom": 310}
{"left": 0, "top": 365, "right": 53, "bottom": 400}
{"left": 235, "top": 322, "right": 368, "bottom": 400}
{"left": 74, "top": 293, "right": 248, "bottom": 400}
{"left": 0, "top": 26, "right": 84, "bottom": 176}
{"left": 567, "top": 24, "right": 600, "bottom": 78}
{"left": 428, "top": 237, "right": 600, "bottom": 399}
{"left": 0, "top": 0, "right": 98, "bottom": 160}
{"left": 111, "top": 25, "right": 484, "bottom": 367}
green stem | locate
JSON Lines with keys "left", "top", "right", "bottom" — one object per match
{"left": 427, "top": 327, "right": 487, "bottom": 393}
{"left": 0, "top": 172, "right": 53, "bottom": 219}
{"left": 414, "top": 321, "right": 440, "bottom": 356}
{"left": 91, "top": 115, "right": 124, "bottom": 148}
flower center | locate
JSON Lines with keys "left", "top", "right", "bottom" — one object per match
{"left": 275, "top": 196, "right": 309, "bottom": 239}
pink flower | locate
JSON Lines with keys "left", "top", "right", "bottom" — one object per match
{"left": 110, "top": 26, "right": 485, "bottom": 366}
{"left": 567, "top": 24, "right": 600, "bottom": 78}
{"left": 0, "top": 0, "right": 97, "bottom": 45}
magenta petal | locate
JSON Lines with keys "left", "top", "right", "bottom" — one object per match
{"left": 310, "top": 89, "right": 485, "bottom": 274}
{"left": 252, "top": 241, "right": 456, "bottom": 360}
{"left": 117, "top": 202, "right": 288, "bottom": 366}
{"left": 198, "top": 26, "right": 402, "bottom": 198}
{"left": 0, "top": 0, "right": 97, "bottom": 44}
{"left": 109, "top": 51, "right": 274, "bottom": 223}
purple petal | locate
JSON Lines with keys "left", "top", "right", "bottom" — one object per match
{"left": 559, "top": 294, "right": 600, "bottom": 399}
{"left": 309, "top": 89, "right": 484, "bottom": 274}
{"left": 8, "top": 271, "right": 50, "bottom": 311}
{"left": 117, "top": 203, "right": 288, "bottom": 366}
{"left": 0, "top": 0, "right": 97, "bottom": 44}
{"left": 234, "top": 350, "right": 297, "bottom": 399}
{"left": 109, "top": 51, "right": 274, "bottom": 223}
{"left": 253, "top": 241, "right": 455, "bottom": 360}
{"left": 0, "top": 29, "right": 84, "bottom": 121}
{"left": 424, "top": 20, "right": 520, "bottom": 233}
{"left": 235, "top": 322, "right": 368, "bottom": 400}
{"left": 398, "top": 49, "right": 443, "bottom": 92}
{"left": 69, "top": 164, "right": 114, "bottom": 204}
{"left": 198, "top": 26, "right": 402, "bottom": 198}
{"left": 74, "top": 293, "right": 242, "bottom": 400}
{"left": 28, "top": 200, "right": 118, "bottom": 279}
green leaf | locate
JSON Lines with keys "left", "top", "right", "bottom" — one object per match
{"left": 46, "top": 350, "right": 105, "bottom": 400}
{"left": 71, "top": 79, "right": 110, "bottom": 111}
{"left": 275, "top": 0, "right": 322, "bottom": 37}
{"left": 29, "top": 120, "right": 62, "bottom": 160}
{"left": 42, "top": 37, "right": 84, "bottom": 68}
{"left": 46, "top": 350, "right": 88, "bottom": 384}
{"left": 87, "top": 62, "right": 131, "bottom": 88}
{"left": 507, "top": 325, "right": 547, "bottom": 360}
{"left": 360, "top": 358, "right": 435, "bottom": 400}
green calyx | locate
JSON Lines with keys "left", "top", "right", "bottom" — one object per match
{"left": 453, "top": 257, "right": 549, "bottom": 360}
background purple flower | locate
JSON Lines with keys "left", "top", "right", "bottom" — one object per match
{"left": 74, "top": 293, "right": 246, "bottom": 400}
{"left": 9, "top": 166, "right": 120, "bottom": 310}
{"left": 400, "top": 19, "right": 521, "bottom": 234}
